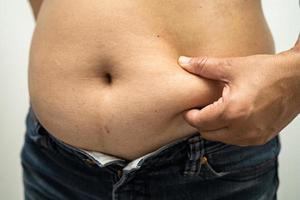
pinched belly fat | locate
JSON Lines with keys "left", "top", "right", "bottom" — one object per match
{"left": 29, "top": 45, "right": 223, "bottom": 160}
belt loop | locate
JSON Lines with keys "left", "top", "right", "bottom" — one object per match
{"left": 183, "top": 134, "right": 204, "bottom": 176}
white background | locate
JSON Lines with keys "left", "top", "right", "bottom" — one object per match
{"left": 0, "top": 0, "right": 299, "bottom": 199}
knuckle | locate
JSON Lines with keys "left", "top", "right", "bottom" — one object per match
{"left": 217, "top": 59, "right": 229, "bottom": 68}
{"left": 192, "top": 57, "right": 208, "bottom": 74}
{"left": 223, "top": 58, "right": 234, "bottom": 67}
{"left": 191, "top": 57, "right": 206, "bottom": 66}
{"left": 220, "top": 59, "right": 233, "bottom": 73}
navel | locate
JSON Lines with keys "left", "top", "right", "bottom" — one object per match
{"left": 104, "top": 72, "right": 112, "bottom": 84}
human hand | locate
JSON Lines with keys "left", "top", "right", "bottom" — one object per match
{"left": 178, "top": 39, "right": 300, "bottom": 146}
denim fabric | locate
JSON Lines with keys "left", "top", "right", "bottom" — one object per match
{"left": 21, "top": 107, "right": 280, "bottom": 200}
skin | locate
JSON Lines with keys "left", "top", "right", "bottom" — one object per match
{"left": 178, "top": 36, "right": 300, "bottom": 146}
{"left": 29, "top": 0, "right": 43, "bottom": 20}
{"left": 28, "top": 0, "right": 277, "bottom": 160}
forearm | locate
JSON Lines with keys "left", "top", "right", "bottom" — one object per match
{"left": 287, "top": 35, "right": 300, "bottom": 113}
{"left": 291, "top": 35, "right": 300, "bottom": 112}
{"left": 275, "top": 35, "right": 300, "bottom": 113}
{"left": 293, "top": 55, "right": 300, "bottom": 113}
{"left": 295, "top": 57, "right": 300, "bottom": 113}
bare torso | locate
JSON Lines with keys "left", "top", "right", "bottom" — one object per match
{"left": 29, "top": 0, "right": 274, "bottom": 160}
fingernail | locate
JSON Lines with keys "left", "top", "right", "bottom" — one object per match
{"left": 178, "top": 56, "right": 191, "bottom": 66}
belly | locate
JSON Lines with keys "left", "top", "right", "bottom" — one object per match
{"left": 29, "top": 0, "right": 275, "bottom": 160}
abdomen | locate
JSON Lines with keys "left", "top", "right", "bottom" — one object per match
{"left": 28, "top": 0, "right": 274, "bottom": 160}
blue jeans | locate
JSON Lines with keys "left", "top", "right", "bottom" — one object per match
{"left": 21, "top": 107, "right": 280, "bottom": 200}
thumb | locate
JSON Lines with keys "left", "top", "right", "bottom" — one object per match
{"left": 178, "top": 56, "right": 233, "bottom": 82}
{"left": 182, "top": 84, "right": 230, "bottom": 130}
{"left": 183, "top": 96, "right": 227, "bottom": 130}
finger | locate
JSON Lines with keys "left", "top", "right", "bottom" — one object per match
{"left": 200, "top": 128, "right": 228, "bottom": 143}
{"left": 178, "top": 56, "right": 233, "bottom": 82}
{"left": 183, "top": 95, "right": 228, "bottom": 131}
{"left": 201, "top": 128, "right": 245, "bottom": 146}
{"left": 201, "top": 128, "right": 258, "bottom": 146}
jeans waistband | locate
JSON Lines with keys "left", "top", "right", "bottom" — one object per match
{"left": 25, "top": 106, "right": 280, "bottom": 178}
{"left": 25, "top": 107, "right": 204, "bottom": 173}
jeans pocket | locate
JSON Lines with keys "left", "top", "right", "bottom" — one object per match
{"left": 201, "top": 136, "right": 280, "bottom": 181}
{"left": 203, "top": 157, "right": 277, "bottom": 182}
